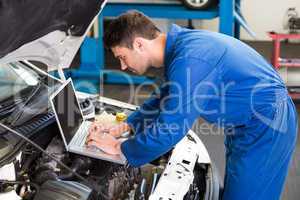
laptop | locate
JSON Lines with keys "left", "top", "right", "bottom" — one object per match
{"left": 49, "top": 78, "right": 126, "bottom": 165}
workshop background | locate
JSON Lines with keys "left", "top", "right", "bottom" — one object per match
{"left": 71, "top": 0, "right": 300, "bottom": 199}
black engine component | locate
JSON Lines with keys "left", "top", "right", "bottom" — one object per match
{"left": 28, "top": 137, "right": 93, "bottom": 184}
{"left": 91, "top": 163, "right": 142, "bottom": 200}
{"left": 184, "top": 164, "right": 207, "bottom": 200}
{"left": 79, "top": 98, "right": 95, "bottom": 116}
{"left": 22, "top": 136, "right": 142, "bottom": 200}
{"left": 58, "top": 156, "right": 93, "bottom": 181}
{"left": 33, "top": 180, "right": 92, "bottom": 200}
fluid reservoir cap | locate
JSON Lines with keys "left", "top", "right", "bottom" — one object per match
{"left": 116, "top": 112, "right": 127, "bottom": 122}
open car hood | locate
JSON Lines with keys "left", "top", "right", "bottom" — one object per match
{"left": 0, "top": 0, "right": 106, "bottom": 71}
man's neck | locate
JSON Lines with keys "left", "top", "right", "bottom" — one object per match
{"left": 150, "top": 33, "right": 167, "bottom": 68}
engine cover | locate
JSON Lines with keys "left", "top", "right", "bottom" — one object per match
{"left": 33, "top": 180, "right": 92, "bottom": 200}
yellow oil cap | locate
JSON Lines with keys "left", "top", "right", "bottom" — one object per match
{"left": 116, "top": 112, "right": 127, "bottom": 122}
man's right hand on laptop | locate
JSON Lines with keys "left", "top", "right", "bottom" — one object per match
{"left": 88, "top": 122, "right": 131, "bottom": 138}
{"left": 86, "top": 130, "right": 122, "bottom": 155}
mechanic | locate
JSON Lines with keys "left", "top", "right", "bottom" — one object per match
{"left": 86, "top": 11, "right": 298, "bottom": 200}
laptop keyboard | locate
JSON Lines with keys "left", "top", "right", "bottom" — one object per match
{"left": 73, "top": 122, "right": 90, "bottom": 147}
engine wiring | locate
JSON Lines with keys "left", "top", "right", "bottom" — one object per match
{"left": 0, "top": 122, "right": 110, "bottom": 200}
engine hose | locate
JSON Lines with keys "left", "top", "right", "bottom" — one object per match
{"left": 0, "top": 123, "right": 110, "bottom": 200}
{"left": 58, "top": 157, "right": 87, "bottom": 180}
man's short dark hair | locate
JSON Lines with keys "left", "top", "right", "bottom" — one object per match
{"left": 104, "top": 10, "right": 161, "bottom": 49}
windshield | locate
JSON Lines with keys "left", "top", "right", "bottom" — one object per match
{"left": 0, "top": 62, "right": 40, "bottom": 102}
{"left": 0, "top": 61, "right": 63, "bottom": 123}
{"left": 0, "top": 61, "right": 63, "bottom": 161}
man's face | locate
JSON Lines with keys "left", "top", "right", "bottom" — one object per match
{"left": 111, "top": 45, "right": 150, "bottom": 75}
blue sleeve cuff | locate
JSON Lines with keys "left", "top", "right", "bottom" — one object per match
{"left": 120, "top": 139, "right": 144, "bottom": 167}
{"left": 120, "top": 137, "right": 167, "bottom": 167}
{"left": 120, "top": 132, "right": 177, "bottom": 167}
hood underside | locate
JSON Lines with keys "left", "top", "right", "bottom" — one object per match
{"left": 0, "top": 0, "right": 106, "bottom": 70}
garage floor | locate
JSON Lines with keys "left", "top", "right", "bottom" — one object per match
{"left": 103, "top": 41, "right": 300, "bottom": 199}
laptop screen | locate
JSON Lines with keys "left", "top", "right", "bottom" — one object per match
{"left": 51, "top": 80, "right": 83, "bottom": 144}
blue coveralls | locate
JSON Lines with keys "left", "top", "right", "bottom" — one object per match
{"left": 120, "top": 24, "right": 298, "bottom": 200}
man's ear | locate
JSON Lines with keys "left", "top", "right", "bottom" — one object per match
{"left": 133, "top": 37, "right": 144, "bottom": 52}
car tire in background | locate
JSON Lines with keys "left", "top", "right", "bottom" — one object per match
{"left": 181, "top": 0, "right": 218, "bottom": 10}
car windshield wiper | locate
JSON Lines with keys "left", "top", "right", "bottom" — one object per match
{"left": 0, "top": 98, "right": 24, "bottom": 117}
{"left": 8, "top": 82, "right": 43, "bottom": 125}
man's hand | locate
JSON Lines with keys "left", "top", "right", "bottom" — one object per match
{"left": 88, "top": 122, "right": 131, "bottom": 138}
{"left": 108, "top": 122, "right": 131, "bottom": 137}
{"left": 86, "top": 131, "right": 122, "bottom": 155}
{"left": 86, "top": 121, "right": 130, "bottom": 155}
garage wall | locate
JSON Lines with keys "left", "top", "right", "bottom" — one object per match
{"left": 199, "top": 0, "right": 300, "bottom": 41}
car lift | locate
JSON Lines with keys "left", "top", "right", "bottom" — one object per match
{"left": 64, "top": 0, "right": 254, "bottom": 93}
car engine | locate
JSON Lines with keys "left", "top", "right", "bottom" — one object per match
{"left": 0, "top": 98, "right": 218, "bottom": 200}
{"left": 0, "top": 134, "right": 214, "bottom": 200}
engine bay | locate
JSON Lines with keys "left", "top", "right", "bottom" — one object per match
{"left": 0, "top": 96, "right": 217, "bottom": 200}
{"left": 0, "top": 137, "right": 211, "bottom": 200}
